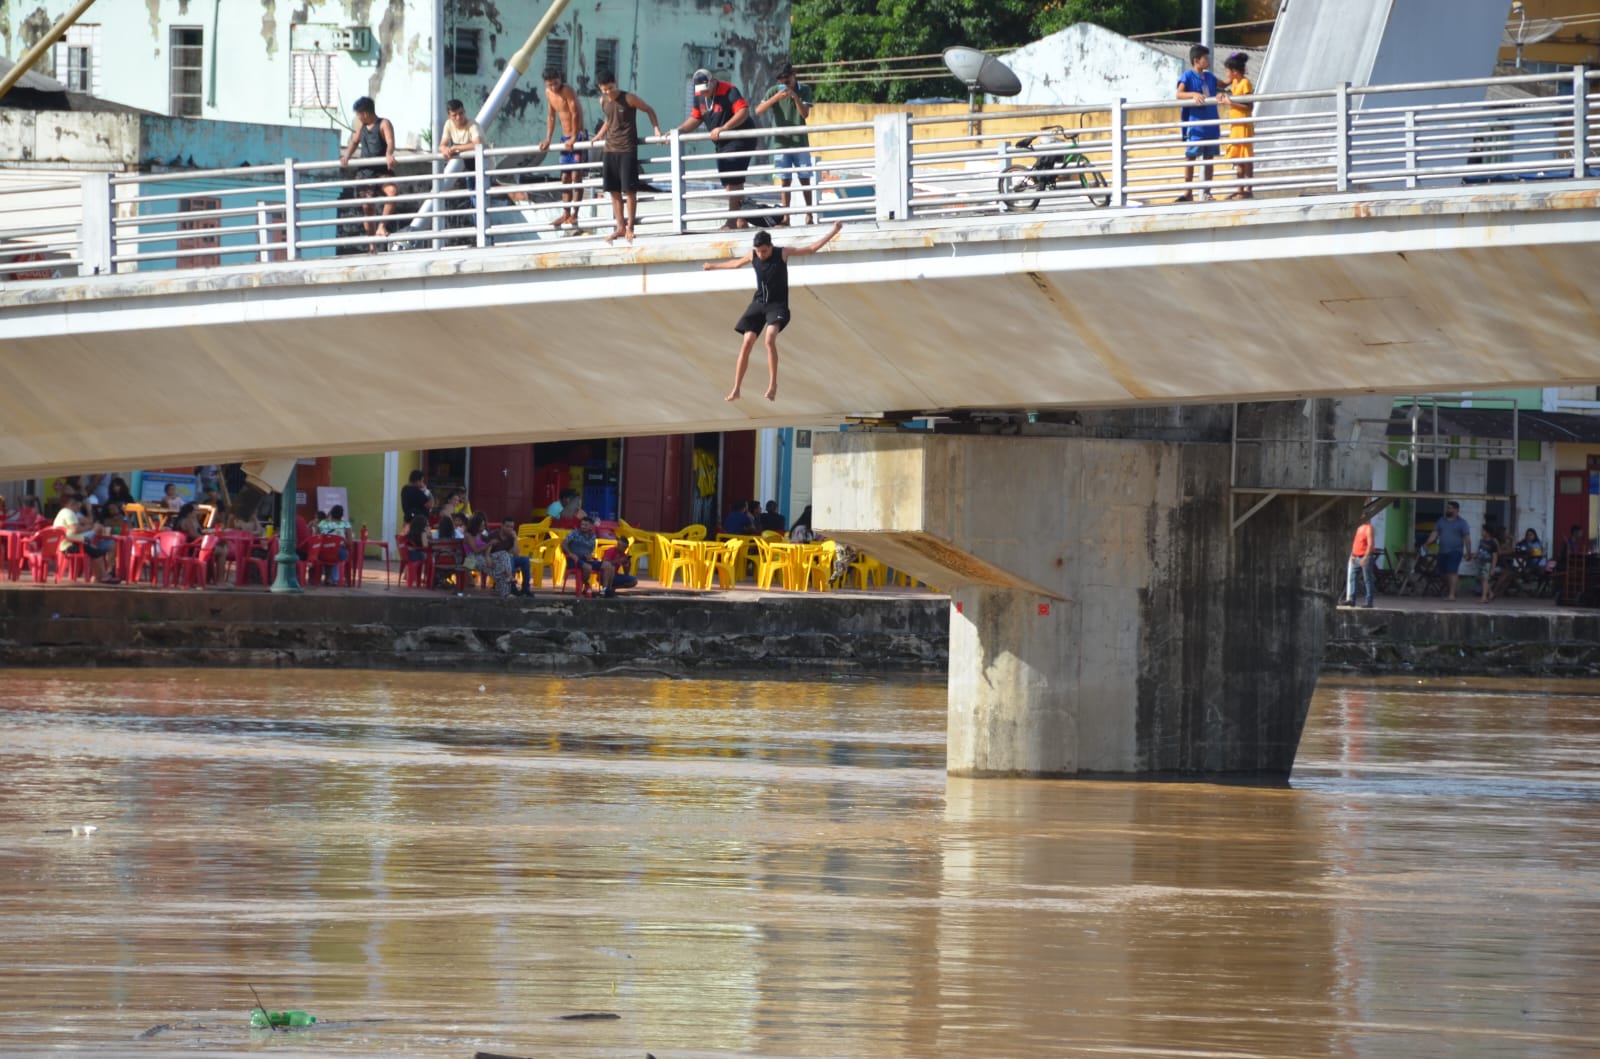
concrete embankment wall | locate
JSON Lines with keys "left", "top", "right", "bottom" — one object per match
{"left": 0, "top": 590, "right": 948, "bottom": 676}
{"left": 1326, "top": 608, "right": 1600, "bottom": 676}
{"left": 2, "top": 590, "right": 1589, "bottom": 678}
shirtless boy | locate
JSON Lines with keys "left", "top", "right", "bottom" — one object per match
{"left": 538, "top": 69, "right": 587, "bottom": 230}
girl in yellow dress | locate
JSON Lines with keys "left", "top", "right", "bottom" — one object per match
{"left": 1223, "top": 53, "right": 1254, "bottom": 199}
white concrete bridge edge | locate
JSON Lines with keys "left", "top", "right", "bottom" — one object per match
{"left": 2, "top": 184, "right": 1599, "bottom": 477}
{"left": 4, "top": 183, "right": 1598, "bottom": 341}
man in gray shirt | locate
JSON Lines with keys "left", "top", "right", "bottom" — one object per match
{"left": 1425, "top": 500, "right": 1473, "bottom": 601}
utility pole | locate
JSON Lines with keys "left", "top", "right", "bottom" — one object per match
{"left": 1201, "top": 0, "right": 1216, "bottom": 57}
{"left": 0, "top": 0, "right": 98, "bottom": 100}
{"left": 405, "top": 0, "right": 574, "bottom": 232}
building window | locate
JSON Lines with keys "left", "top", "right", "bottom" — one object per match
{"left": 51, "top": 23, "right": 99, "bottom": 94}
{"left": 595, "top": 38, "right": 618, "bottom": 79}
{"left": 290, "top": 51, "right": 339, "bottom": 110}
{"left": 545, "top": 37, "right": 567, "bottom": 81}
{"left": 177, "top": 196, "right": 221, "bottom": 269}
{"left": 169, "top": 27, "right": 204, "bottom": 117}
{"left": 449, "top": 27, "right": 482, "bottom": 76}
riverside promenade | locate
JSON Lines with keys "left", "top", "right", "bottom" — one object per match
{"left": 0, "top": 562, "right": 950, "bottom": 676}
{"left": 0, "top": 565, "right": 1593, "bottom": 678}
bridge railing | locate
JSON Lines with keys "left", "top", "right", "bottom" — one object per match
{"left": 0, "top": 68, "right": 1594, "bottom": 282}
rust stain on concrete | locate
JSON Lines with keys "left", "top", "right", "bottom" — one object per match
{"left": 1024, "top": 270, "right": 1152, "bottom": 399}
{"left": 260, "top": 0, "right": 278, "bottom": 57}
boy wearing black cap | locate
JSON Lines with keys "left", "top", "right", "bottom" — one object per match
{"left": 677, "top": 68, "right": 752, "bottom": 229}
{"left": 702, "top": 221, "right": 843, "bottom": 401}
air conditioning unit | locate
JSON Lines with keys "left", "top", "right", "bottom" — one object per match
{"left": 332, "top": 26, "right": 372, "bottom": 51}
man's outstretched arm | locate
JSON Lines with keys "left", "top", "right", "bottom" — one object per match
{"left": 785, "top": 221, "right": 843, "bottom": 257}
{"left": 702, "top": 251, "right": 754, "bottom": 271}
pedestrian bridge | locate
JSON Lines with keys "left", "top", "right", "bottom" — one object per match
{"left": 2, "top": 70, "right": 1598, "bottom": 477}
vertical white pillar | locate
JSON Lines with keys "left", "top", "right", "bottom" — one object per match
{"left": 873, "top": 112, "right": 911, "bottom": 222}
{"left": 381, "top": 451, "right": 399, "bottom": 552}
{"left": 756, "top": 428, "right": 778, "bottom": 508}
{"left": 79, "top": 172, "right": 113, "bottom": 276}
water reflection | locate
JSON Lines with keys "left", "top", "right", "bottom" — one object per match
{"left": 0, "top": 671, "right": 1596, "bottom": 1057}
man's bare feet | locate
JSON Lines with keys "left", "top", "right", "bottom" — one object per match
{"left": 763, "top": 386, "right": 777, "bottom": 401}
{"left": 604, "top": 228, "right": 625, "bottom": 243}
{"left": 724, "top": 389, "right": 741, "bottom": 402}
{"left": 624, "top": 225, "right": 635, "bottom": 243}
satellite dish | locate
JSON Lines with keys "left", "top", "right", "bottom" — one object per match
{"left": 1502, "top": 18, "right": 1564, "bottom": 47}
{"left": 942, "top": 47, "right": 1022, "bottom": 98}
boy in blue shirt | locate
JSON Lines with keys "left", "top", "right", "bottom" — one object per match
{"left": 1176, "top": 45, "right": 1229, "bottom": 202}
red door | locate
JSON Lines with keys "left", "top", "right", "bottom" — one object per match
{"left": 469, "top": 444, "right": 535, "bottom": 522}
{"left": 1554, "top": 470, "right": 1589, "bottom": 542}
{"left": 620, "top": 435, "right": 685, "bottom": 530}
{"left": 721, "top": 430, "right": 757, "bottom": 515}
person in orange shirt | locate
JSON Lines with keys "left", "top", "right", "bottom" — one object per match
{"left": 1221, "top": 52, "right": 1254, "bottom": 199}
{"left": 1344, "top": 519, "right": 1376, "bottom": 607}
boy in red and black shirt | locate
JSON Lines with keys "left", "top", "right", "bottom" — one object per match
{"left": 677, "top": 68, "right": 751, "bottom": 230}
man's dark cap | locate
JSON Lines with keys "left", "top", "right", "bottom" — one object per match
{"left": 752, "top": 230, "right": 773, "bottom": 247}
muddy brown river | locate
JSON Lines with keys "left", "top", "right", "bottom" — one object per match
{"left": 1, "top": 671, "right": 1596, "bottom": 1057}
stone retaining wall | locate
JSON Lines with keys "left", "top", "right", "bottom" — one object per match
{"left": 0, "top": 589, "right": 949, "bottom": 676}
{"left": 1325, "top": 607, "right": 1600, "bottom": 676}
{"left": 4, "top": 590, "right": 1590, "bottom": 678}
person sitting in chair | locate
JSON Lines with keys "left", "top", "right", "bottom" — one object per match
{"left": 561, "top": 516, "right": 603, "bottom": 595}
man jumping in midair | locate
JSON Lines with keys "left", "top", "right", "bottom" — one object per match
{"left": 702, "top": 221, "right": 842, "bottom": 401}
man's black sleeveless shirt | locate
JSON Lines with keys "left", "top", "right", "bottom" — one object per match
{"left": 751, "top": 247, "right": 787, "bottom": 303}
{"left": 356, "top": 120, "right": 387, "bottom": 158}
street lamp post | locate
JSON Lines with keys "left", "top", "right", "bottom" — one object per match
{"left": 271, "top": 464, "right": 302, "bottom": 592}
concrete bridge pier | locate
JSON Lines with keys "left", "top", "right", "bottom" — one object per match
{"left": 814, "top": 400, "right": 1382, "bottom": 778}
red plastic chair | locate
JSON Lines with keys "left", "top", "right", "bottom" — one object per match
{"left": 229, "top": 533, "right": 273, "bottom": 587}
{"left": 562, "top": 553, "right": 599, "bottom": 598}
{"left": 134, "top": 531, "right": 189, "bottom": 586}
{"left": 397, "top": 536, "right": 431, "bottom": 589}
{"left": 23, "top": 528, "right": 83, "bottom": 584}
{"left": 430, "top": 542, "right": 467, "bottom": 590}
{"left": 357, "top": 526, "right": 389, "bottom": 587}
{"left": 213, "top": 530, "right": 251, "bottom": 585}
{"left": 172, "top": 534, "right": 219, "bottom": 589}
{"left": 302, "top": 534, "right": 347, "bottom": 586}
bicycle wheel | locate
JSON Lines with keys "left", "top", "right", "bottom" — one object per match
{"left": 1076, "top": 163, "right": 1111, "bottom": 208}
{"left": 998, "top": 165, "right": 1040, "bottom": 213}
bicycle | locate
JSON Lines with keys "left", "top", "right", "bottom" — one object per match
{"left": 997, "top": 125, "right": 1110, "bottom": 211}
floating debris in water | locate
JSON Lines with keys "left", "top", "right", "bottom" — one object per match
{"left": 41, "top": 824, "right": 98, "bottom": 836}
{"left": 557, "top": 1011, "right": 621, "bottom": 1020}
{"left": 249, "top": 1009, "right": 316, "bottom": 1028}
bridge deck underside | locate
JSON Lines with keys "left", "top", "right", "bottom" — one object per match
{"left": 2, "top": 188, "right": 1598, "bottom": 476}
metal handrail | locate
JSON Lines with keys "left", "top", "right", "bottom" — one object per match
{"left": 1, "top": 68, "right": 1596, "bottom": 281}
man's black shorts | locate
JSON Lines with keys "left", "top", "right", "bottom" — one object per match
{"left": 602, "top": 151, "right": 639, "bottom": 194}
{"left": 735, "top": 299, "right": 790, "bottom": 334}
{"left": 715, "top": 141, "right": 749, "bottom": 187}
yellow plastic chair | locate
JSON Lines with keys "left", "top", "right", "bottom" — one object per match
{"left": 715, "top": 533, "right": 761, "bottom": 582}
{"left": 755, "top": 539, "right": 803, "bottom": 590}
{"left": 531, "top": 538, "right": 565, "bottom": 588}
{"left": 802, "top": 541, "right": 838, "bottom": 592}
{"left": 703, "top": 538, "right": 746, "bottom": 590}
{"left": 649, "top": 523, "right": 706, "bottom": 582}
{"left": 615, "top": 519, "right": 657, "bottom": 578}
{"left": 847, "top": 551, "right": 890, "bottom": 589}
{"left": 657, "top": 538, "right": 704, "bottom": 588}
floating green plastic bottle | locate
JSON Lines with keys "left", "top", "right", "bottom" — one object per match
{"left": 249, "top": 1009, "right": 316, "bottom": 1028}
